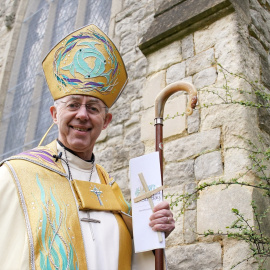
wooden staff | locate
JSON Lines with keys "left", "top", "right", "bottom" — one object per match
{"left": 154, "top": 81, "right": 197, "bottom": 270}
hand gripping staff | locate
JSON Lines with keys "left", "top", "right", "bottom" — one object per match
{"left": 154, "top": 81, "right": 197, "bottom": 270}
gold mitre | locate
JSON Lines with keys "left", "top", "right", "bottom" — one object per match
{"left": 42, "top": 25, "right": 128, "bottom": 108}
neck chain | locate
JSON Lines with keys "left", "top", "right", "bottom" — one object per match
{"left": 63, "top": 147, "right": 95, "bottom": 182}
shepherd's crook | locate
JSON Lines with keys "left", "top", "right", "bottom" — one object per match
{"left": 154, "top": 81, "right": 197, "bottom": 270}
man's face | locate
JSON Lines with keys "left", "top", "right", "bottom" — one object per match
{"left": 50, "top": 95, "right": 112, "bottom": 160}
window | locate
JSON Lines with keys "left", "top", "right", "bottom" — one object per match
{"left": 0, "top": 0, "right": 112, "bottom": 159}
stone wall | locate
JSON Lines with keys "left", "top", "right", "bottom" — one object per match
{"left": 94, "top": 0, "right": 270, "bottom": 269}
{"left": 0, "top": 0, "right": 269, "bottom": 269}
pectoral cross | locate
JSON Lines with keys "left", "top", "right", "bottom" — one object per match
{"left": 91, "top": 186, "right": 103, "bottom": 206}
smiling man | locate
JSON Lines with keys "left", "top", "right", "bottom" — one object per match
{"left": 0, "top": 25, "right": 175, "bottom": 270}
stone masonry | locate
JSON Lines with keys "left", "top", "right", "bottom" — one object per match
{"left": 1, "top": 0, "right": 270, "bottom": 269}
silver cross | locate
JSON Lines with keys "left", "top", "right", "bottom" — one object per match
{"left": 91, "top": 186, "right": 103, "bottom": 206}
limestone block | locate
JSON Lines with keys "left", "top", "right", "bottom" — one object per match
{"left": 164, "top": 186, "right": 184, "bottom": 246}
{"left": 166, "top": 242, "right": 222, "bottom": 270}
{"left": 165, "top": 128, "right": 221, "bottom": 162}
{"left": 106, "top": 136, "right": 123, "bottom": 147}
{"left": 112, "top": 145, "right": 129, "bottom": 170}
{"left": 184, "top": 209, "right": 197, "bottom": 244}
{"left": 250, "top": 9, "right": 270, "bottom": 43}
{"left": 186, "top": 49, "right": 215, "bottom": 76}
{"left": 194, "top": 151, "right": 223, "bottom": 181}
{"left": 122, "top": 48, "right": 144, "bottom": 65}
{"left": 111, "top": 105, "right": 130, "bottom": 125}
{"left": 112, "top": 168, "right": 130, "bottom": 200}
{"left": 164, "top": 159, "right": 195, "bottom": 186}
{"left": 131, "top": 99, "right": 141, "bottom": 113}
{"left": 132, "top": 4, "right": 154, "bottom": 23}
{"left": 182, "top": 34, "right": 194, "bottom": 60}
{"left": 166, "top": 61, "right": 186, "bottom": 85}
{"left": 129, "top": 142, "right": 145, "bottom": 159}
{"left": 223, "top": 239, "right": 258, "bottom": 270}
{"left": 124, "top": 127, "right": 141, "bottom": 146}
{"left": 110, "top": 0, "right": 123, "bottom": 19}
{"left": 224, "top": 147, "right": 252, "bottom": 176}
{"left": 185, "top": 182, "right": 197, "bottom": 210}
{"left": 120, "top": 34, "right": 136, "bottom": 55}
{"left": 124, "top": 114, "right": 140, "bottom": 127}
{"left": 193, "top": 67, "right": 217, "bottom": 89}
{"left": 107, "top": 124, "right": 123, "bottom": 138}
{"left": 123, "top": 78, "right": 144, "bottom": 101}
{"left": 197, "top": 185, "right": 254, "bottom": 234}
{"left": 132, "top": 57, "right": 148, "bottom": 79}
{"left": 147, "top": 41, "right": 181, "bottom": 75}
{"left": 143, "top": 70, "right": 166, "bottom": 109}
{"left": 115, "top": 17, "right": 134, "bottom": 37}
{"left": 141, "top": 95, "right": 186, "bottom": 141}
{"left": 194, "top": 13, "right": 236, "bottom": 54}
{"left": 138, "top": 14, "right": 155, "bottom": 37}
{"left": 187, "top": 109, "right": 199, "bottom": 134}
{"left": 96, "top": 129, "right": 107, "bottom": 142}
{"left": 96, "top": 147, "right": 114, "bottom": 172}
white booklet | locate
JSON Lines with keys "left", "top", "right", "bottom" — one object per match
{"left": 129, "top": 152, "right": 165, "bottom": 253}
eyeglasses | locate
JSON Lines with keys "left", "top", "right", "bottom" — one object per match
{"left": 60, "top": 101, "right": 106, "bottom": 115}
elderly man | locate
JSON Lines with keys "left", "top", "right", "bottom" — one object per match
{"left": 0, "top": 25, "right": 174, "bottom": 269}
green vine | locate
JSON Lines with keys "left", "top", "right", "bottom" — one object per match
{"left": 165, "top": 63, "right": 270, "bottom": 269}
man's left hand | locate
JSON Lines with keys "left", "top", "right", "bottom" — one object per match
{"left": 149, "top": 201, "right": 175, "bottom": 238}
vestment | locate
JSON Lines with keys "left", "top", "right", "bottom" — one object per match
{"left": 0, "top": 140, "right": 154, "bottom": 269}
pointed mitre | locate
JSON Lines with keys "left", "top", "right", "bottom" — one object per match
{"left": 42, "top": 24, "right": 128, "bottom": 108}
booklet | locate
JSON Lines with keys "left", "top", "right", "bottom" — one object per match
{"left": 129, "top": 152, "right": 165, "bottom": 253}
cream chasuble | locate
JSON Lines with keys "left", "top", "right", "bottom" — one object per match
{"left": 0, "top": 141, "right": 133, "bottom": 270}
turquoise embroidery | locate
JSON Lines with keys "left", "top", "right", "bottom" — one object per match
{"left": 35, "top": 175, "right": 79, "bottom": 270}
{"left": 54, "top": 27, "right": 120, "bottom": 95}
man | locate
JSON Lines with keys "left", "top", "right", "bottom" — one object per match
{"left": 0, "top": 25, "right": 175, "bottom": 269}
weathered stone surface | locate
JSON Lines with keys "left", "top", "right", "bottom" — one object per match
{"left": 129, "top": 142, "right": 145, "bottom": 158}
{"left": 120, "top": 33, "right": 137, "bottom": 54}
{"left": 182, "top": 34, "right": 194, "bottom": 60}
{"left": 197, "top": 185, "right": 254, "bottom": 234}
{"left": 123, "top": 78, "right": 144, "bottom": 101}
{"left": 166, "top": 61, "right": 186, "bottom": 85}
{"left": 193, "top": 67, "right": 217, "bottom": 89}
{"left": 96, "top": 147, "right": 114, "bottom": 172}
{"left": 194, "top": 151, "right": 223, "bottom": 180}
{"left": 147, "top": 41, "right": 181, "bottom": 75}
{"left": 223, "top": 239, "right": 258, "bottom": 270}
{"left": 111, "top": 105, "right": 131, "bottom": 125}
{"left": 185, "top": 182, "right": 197, "bottom": 210}
{"left": 112, "top": 145, "right": 130, "bottom": 170}
{"left": 112, "top": 168, "right": 130, "bottom": 199}
{"left": 124, "top": 114, "right": 140, "bottom": 127}
{"left": 131, "top": 99, "right": 141, "bottom": 113}
{"left": 132, "top": 56, "right": 148, "bottom": 79}
{"left": 143, "top": 70, "right": 166, "bottom": 109}
{"left": 107, "top": 124, "right": 123, "bottom": 138}
{"left": 96, "top": 129, "right": 107, "bottom": 143}
{"left": 164, "top": 186, "right": 184, "bottom": 246}
{"left": 184, "top": 209, "right": 197, "bottom": 243}
{"left": 187, "top": 109, "right": 200, "bottom": 134}
{"left": 166, "top": 242, "right": 222, "bottom": 270}
{"left": 165, "top": 128, "right": 221, "bottom": 162}
{"left": 186, "top": 49, "right": 215, "bottom": 76}
{"left": 164, "top": 159, "right": 195, "bottom": 186}
{"left": 124, "top": 127, "right": 141, "bottom": 146}
{"left": 139, "top": 0, "right": 233, "bottom": 54}
{"left": 194, "top": 13, "right": 236, "bottom": 53}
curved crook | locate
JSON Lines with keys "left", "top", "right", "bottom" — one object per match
{"left": 155, "top": 81, "right": 197, "bottom": 119}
